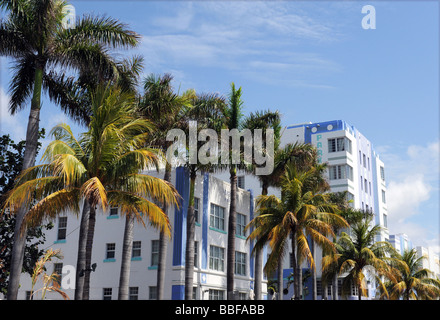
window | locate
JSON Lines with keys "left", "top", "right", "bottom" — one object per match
{"left": 151, "top": 240, "right": 159, "bottom": 266}
{"left": 103, "top": 288, "right": 112, "bottom": 300}
{"left": 328, "top": 137, "right": 352, "bottom": 153}
{"left": 236, "top": 213, "right": 246, "bottom": 237}
{"left": 53, "top": 263, "right": 63, "bottom": 285}
{"left": 235, "top": 251, "right": 246, "bottom": 276}
{"left": 194, "top": 197, "right": 200, "bottom": 224}
{"left": 369, "top": 182, "right": 372, "bottom": 195}
{"left": 193, "top": 287, "right": 197, "bottom": 300}
{"left": 360, "top": 175, "right": 363, "bottom": 190}
{"left": 380, "top": 166, "right": 385, "bottom": 181}
{"left": 363, "top": 154, "right": 366, "bottom": 168}
{"left": 57, "top": 217, "right": 67, "bottom": 240}
{"left": 149, "top": 286, "right": 157, "bottom": 300}
{"left": 194, "top": 241, "right": 199, "bottom": 268}
{"left": 109, "top": 206, "right": 118, "bottom": 216}
{"left": 317, "top": 280, "right": 323, "bottom": 296}
{"left": 210, "top": 203, "right": 225, "bottom": 231}
{"left": 132, "top": 241, "right": 141, "bottom": 258}
{"left": 237, "top": 176, "right": 245, "bottom": 189}
{"left": 383, "top": 214, "right": 388, "bottom": 228}
{"left": 364, "top": 178, "right": 368, "bottom": 192}
{"left": 106, "top": 243, "right": 115, "bottom": 259}
{"left": 367, "top": 157, "right": 370, "bottom": 170}
{"left": 129, "top": 287, "right": 138, "bottom": 300}
{"left": 347, "top": 192, "right": 355, "bottom": 208}
{"left": 382, "top": 190, "right": 386, "bottom": 203}
{"left": 209, "top": 289, "right": 224, "bottom": 300}
{"left": 328, "top": 165, "right": 353, "bottom": 181}
{"left": 359, "top": 151, "right": 362, "bottom": 164}
{"left": 238, "top": 292, "right": 247, "bottom": 300}
{"left": 209, "top": 245, "right": 225, "bottom": 271}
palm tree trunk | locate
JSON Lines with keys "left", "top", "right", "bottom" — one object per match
{"left": 82, "top": 203, "right": 96, "bottom": 300}
{"left": 291, "top": 232, "right": 300, "bottom": 300}
{"left": 227, "top": 166, "right": 237, "bottom": 299}
{"left": 332, "top": 274, "right": 338, "bottom": 300}
{"left": 118, "top": 213, "right": 135, "bottom": 300}
{"left": 254, "top": 248, "right": 263, "bottom": 300}
{"left": 254, "top": 181, "right": 268, "bottom": 300}
{"left": 277, "top": 260, "right": 283, "bottom": 300}
{"left": 157, "top": 163, "right": 171, "bottom": 300}
{"left": 74, "top": 199, "right": 90, "bottom": 300}
{"left": 184, "top": 168, "right": 197, "bottom": 300}
{"left": 311, "top": 239, "right": 317, "bottom": 300}
{"left": 6, "top": 67, "right": 43, "bottom": 300}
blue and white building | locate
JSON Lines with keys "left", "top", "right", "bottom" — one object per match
{"left": 232, "top": 119, "right": 389, "bottom": 300}
{"left": 13, "top": 167, "right": 260, "bottom": 300}
{"left": 12, "top": 119, "right": 389, "bottom": 300}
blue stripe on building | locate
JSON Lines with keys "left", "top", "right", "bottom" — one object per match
{"left": 173, "top": 166, "right": 189, "bottom": 266}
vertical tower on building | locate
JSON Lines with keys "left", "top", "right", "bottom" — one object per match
{"left": 281, "top": 120, "right": 389, "bottom": 242}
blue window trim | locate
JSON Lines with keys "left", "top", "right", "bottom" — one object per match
{"left": 107, "top": 215, "right": 119, "bottom": 220}
{"left": 148, "top": 265, "right": 158, "bottom": 270}
{"left": 103, "top": 258, "right": 116, "bottom": 263}
{"left": 54, "top": 239, "right": 66, "bottom": 244}
{"left": 131, "top": 256, "right": 142, "bottom": 261}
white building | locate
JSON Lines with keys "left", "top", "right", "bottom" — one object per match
{"left": 14, "top": 167, "right": 262, "bottom": 300}
{"left": 223, "top": 119, "right": 389, "bottom": 300}
{"left": 389, "top": 233, "right": 413, "bottom": 255}
{"left": 12, "top": 119, "right": 389, "bottom": 300}
{"left": 415, "top": 246, "right": 440, "bottom": 278}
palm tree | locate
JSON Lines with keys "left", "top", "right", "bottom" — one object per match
{"left": 241, "top": 109, "right": 281, "bottom": 300}
{"left": 379, "top": 248, "right": 440, "bottom": 300}
{"left": 248, "top": 163, "right": 348, "bottom": 300}
{"left": 181, "top": 92, "right": 227, "bottom": 300}
{"left": 325, "top": 215, "right": 395, "bottom": 300}
{"left": 0, "top": 0, "right": 140, "bottom": 299}
{"left": 137, "top": 73, "right": 191, "bottom": 299}
{"left": 3, "top": 85, "right": 179, "bottom": 300}
{"left": 222, "top": 83, "right": 244, "bottom": 299}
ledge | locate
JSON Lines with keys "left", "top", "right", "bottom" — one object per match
{"left": 103, "top": 258, "right": 116, "bottom": 263}
{"left": 209, "top": 226, "right": 227, "bottom": 234}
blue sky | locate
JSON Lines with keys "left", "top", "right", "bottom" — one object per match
{"left": 0, "top": 1, "right": 439, "bottom": 254}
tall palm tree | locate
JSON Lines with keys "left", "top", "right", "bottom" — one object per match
{"left": 3, "top": 85, "right": 179, "bottom": 300}
{"left": 222, "top": 83, "right": 244, "bottom": 299}
{"left": 379, "top": 248, "right": 440, "bottom": 300}
{"left": 324, "top": 215, "right": 395, "bottom": 300}
{"left": 183, "top": 92, "right": 227, "bottom": 300}
{"left": 241, "top": 109, "right": 280, "bottom": 300}
{"left": 248, "top": 163, "right": 348, "bottom": 300}
{"left": 138, "top": 73, "right": 191, "bottom": 299}
{"left": 0, "top": 0, "right": 140, "bottom": 299}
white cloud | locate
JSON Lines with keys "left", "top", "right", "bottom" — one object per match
{"left": 0, "top": 86, "right": 26, "bottom": 141}
{"left": 380, "top": 141, "right": 439, "bottom": 254}
{"left": 387, "top": 174, "right": 431, "bottom": 223}
{"left": 137, "top": 1, "right": 342, "bottom": 88}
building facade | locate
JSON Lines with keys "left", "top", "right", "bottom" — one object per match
{"left": 14, "top": 167, "right": 262, "bottom": 300}
{"left": 13, "top": 119, "right": 390, "bottom": 300}
{"left": 229, "top": 119, "right": 390, "bottom": 300}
